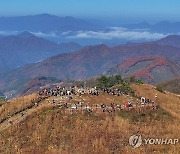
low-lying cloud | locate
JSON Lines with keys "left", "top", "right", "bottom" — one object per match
{"left": 32, "top": 32, "right": 59, "bottom": 38}
{"left": 0, "top": 31, "right": 19, "bottom": 36}
{"left": 67, "top": 27, "right": 167, "bottom": 40}
{"left": 0, "top": 28, "right": 168, "bottom": 41}
{"left": 0, "top": 31, "right": 60, "bottom": 38}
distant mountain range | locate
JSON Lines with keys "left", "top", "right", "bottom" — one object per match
{"left": 0, "top": 31, "right": 81, "bottom": 73}
{"left": 0, "top": 14, "right": 99, "bottom": 32}
{"left": 123, "top": 21, "right": 180, "bottom": 33}
{"left": 1, "top": 14, "right": 180, "bottom": 46}
{"left": 0, "top": 14, "right": 180, "bottom": 34}
{"left": 0, "top": 35, "right": 180, "bottom": 98}
{"left": 0, "top": 14, "right": 180, "bottom": 98}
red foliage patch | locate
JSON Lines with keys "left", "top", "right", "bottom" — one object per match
{"left": 120, "top": 56, "right": 169, "bottom": 82}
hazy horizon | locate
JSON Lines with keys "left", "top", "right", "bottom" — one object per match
{"left": 0, "top": 0, "right": 180, "bottom": 24}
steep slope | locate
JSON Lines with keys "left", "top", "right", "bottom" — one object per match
{"left": 0, "top": 32, "right": 81, "bottom": 73}
{"left": 4, "top": 43, "right": 180, "bottom": 79}
{"left": 155, "top": 35, "right": 180, "bottom": 48}
{"left": 121, "top": 35, "right": 180, "bottom": 63}
{"left": 19, "top": 77, "right": 60, "bottom": 97}
{"left": 157, "top": 77, "right": 180, "bottom": 94}
{"left": 105, "top": 56, "right": 180, "bottom": 84}
{"left": 0, "top": 45, "right": 112, "bottom": 83}
{"left": 124, "top": 35, "right": 180, "bottom": 49}
{"left": 113, "top": 43, "right": 180, "bottom": 59}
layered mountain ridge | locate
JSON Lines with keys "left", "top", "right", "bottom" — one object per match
{"left": 0, "top": 35, "right": 180, "bottom": 97}
{"left": 0, "top": 31, "right": 81, "bottom": 73}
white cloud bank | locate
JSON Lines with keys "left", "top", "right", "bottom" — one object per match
{"left": 0, "top": 31, "right": 19, "bottom": 36}
{"left": 32, "top": 32, "right": 59, "bottom": 38}
{"left": 67, "top": 27, "right": 167, "bottom": 40}
{"left": 0, "top": 28, "right": 169, "bottom": 41}
{"left": 0, "top": 30, "right": 59, "bottom": 38}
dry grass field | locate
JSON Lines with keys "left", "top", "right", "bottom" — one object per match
{"left": 0, "top": 94, "right": 38, "bottom": 119}
{"left": 0, "top": 84, "right": 179, "bottom": 154}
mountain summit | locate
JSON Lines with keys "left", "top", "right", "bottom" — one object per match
{"left": 17, "top": 31, "right": 35, "bottom": 38}
{"left": 0, "top": 32, "right": 81, "bottom": 73}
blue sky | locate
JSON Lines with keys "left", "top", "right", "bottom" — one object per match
{"left": 0, "top": 0, "right": 180, "bottom": 22}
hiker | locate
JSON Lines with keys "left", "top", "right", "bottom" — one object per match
{"left": 136, "top": 101, "right": 140, "bottom": 106}
{"left": 112, "top": 91, "right": 115, "bottom": 95}
{"left": 71, "top": 89, "right": 76, "bottom": 95}
{"left": 52, "top": 99, "right": 56, "bottom": 104}
{"left": 128, "top": 102, "right": 133, "bottom": 107}
{"left": 71, "top": 104, "right": 77, "bottom": 110}
{"left": 60, "top": 91, "right": 64, "bottom": 96}
{"left": 116, "top": 104, "right": 121, "bottom": 109}
{"left": 43, "top": 89, "right": 47, "bottom": 95}
{"left": 146, "top": 99, "right": 150, "bottom": 104}
{"left": 67, "top": 90, "right": 71, "bottom": 96}
{"left": 101, "top": 104, "right": 106, "bottom": 112}
{"left": 35, "top": 102, "right": 38, "bottom": 107}
{"left": 63, "top": 102, "right": 68, "bottom": 108}
{"left": 151, "top": 101, "right": 155, "bottom": 105}
{"left": 106, "top": 106, "right": 115, "bottom": 116}
{"left": 125, "top": 102, "right": 129, "bottom": 108}
{"left": 84, "top": 105, "right": 93, "bottom": 113}
{"left": 68, "top": 96, "right": 73, "bottom": 100}
{"left": 155, "top": 105, "right": 159, "bottom": 110}
{"left": 141, "top": 97, "right": 146, "bottom": 104}
{"left": 110, "top": 103, "right": 115, "bottom": 112}
{"left": 38, "top": 91, "right": 43, "bottom": 96}
{"left": 9, "top": 121, "right": 13, "bottom": 125}
{"left": 88, "top": 89, "right": 91, "bottom": 95}
{"left": 95, "top": 104, "right": 98, "bottom": 110}
{"left": 21, "top": 112, "right": 25, "bottom": 117}
{"left": 70, "top": 104, "right": 77, "bottom": 114}
{"left": 77, "top": 102, "right": 83, "bottom": 107}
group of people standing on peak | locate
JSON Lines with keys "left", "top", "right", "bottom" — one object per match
{"left": 38, "top": 86, "right": 159, "bottom": 115}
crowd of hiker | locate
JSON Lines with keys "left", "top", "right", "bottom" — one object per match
{"left": 39, "top": 86, "right": 129, "bottom": 98}
{"left": 49, "top": 98, "right": 158, "bottom": 115}
{"left": 38, "top": 85, "right": 159, "bottom": 115}
{"left": 0, "top": 85, "right": 159, "bottom": 126}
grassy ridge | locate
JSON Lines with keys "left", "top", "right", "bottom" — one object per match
{"left": 0, "top": 84, "right": 179, "bottom": 153}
